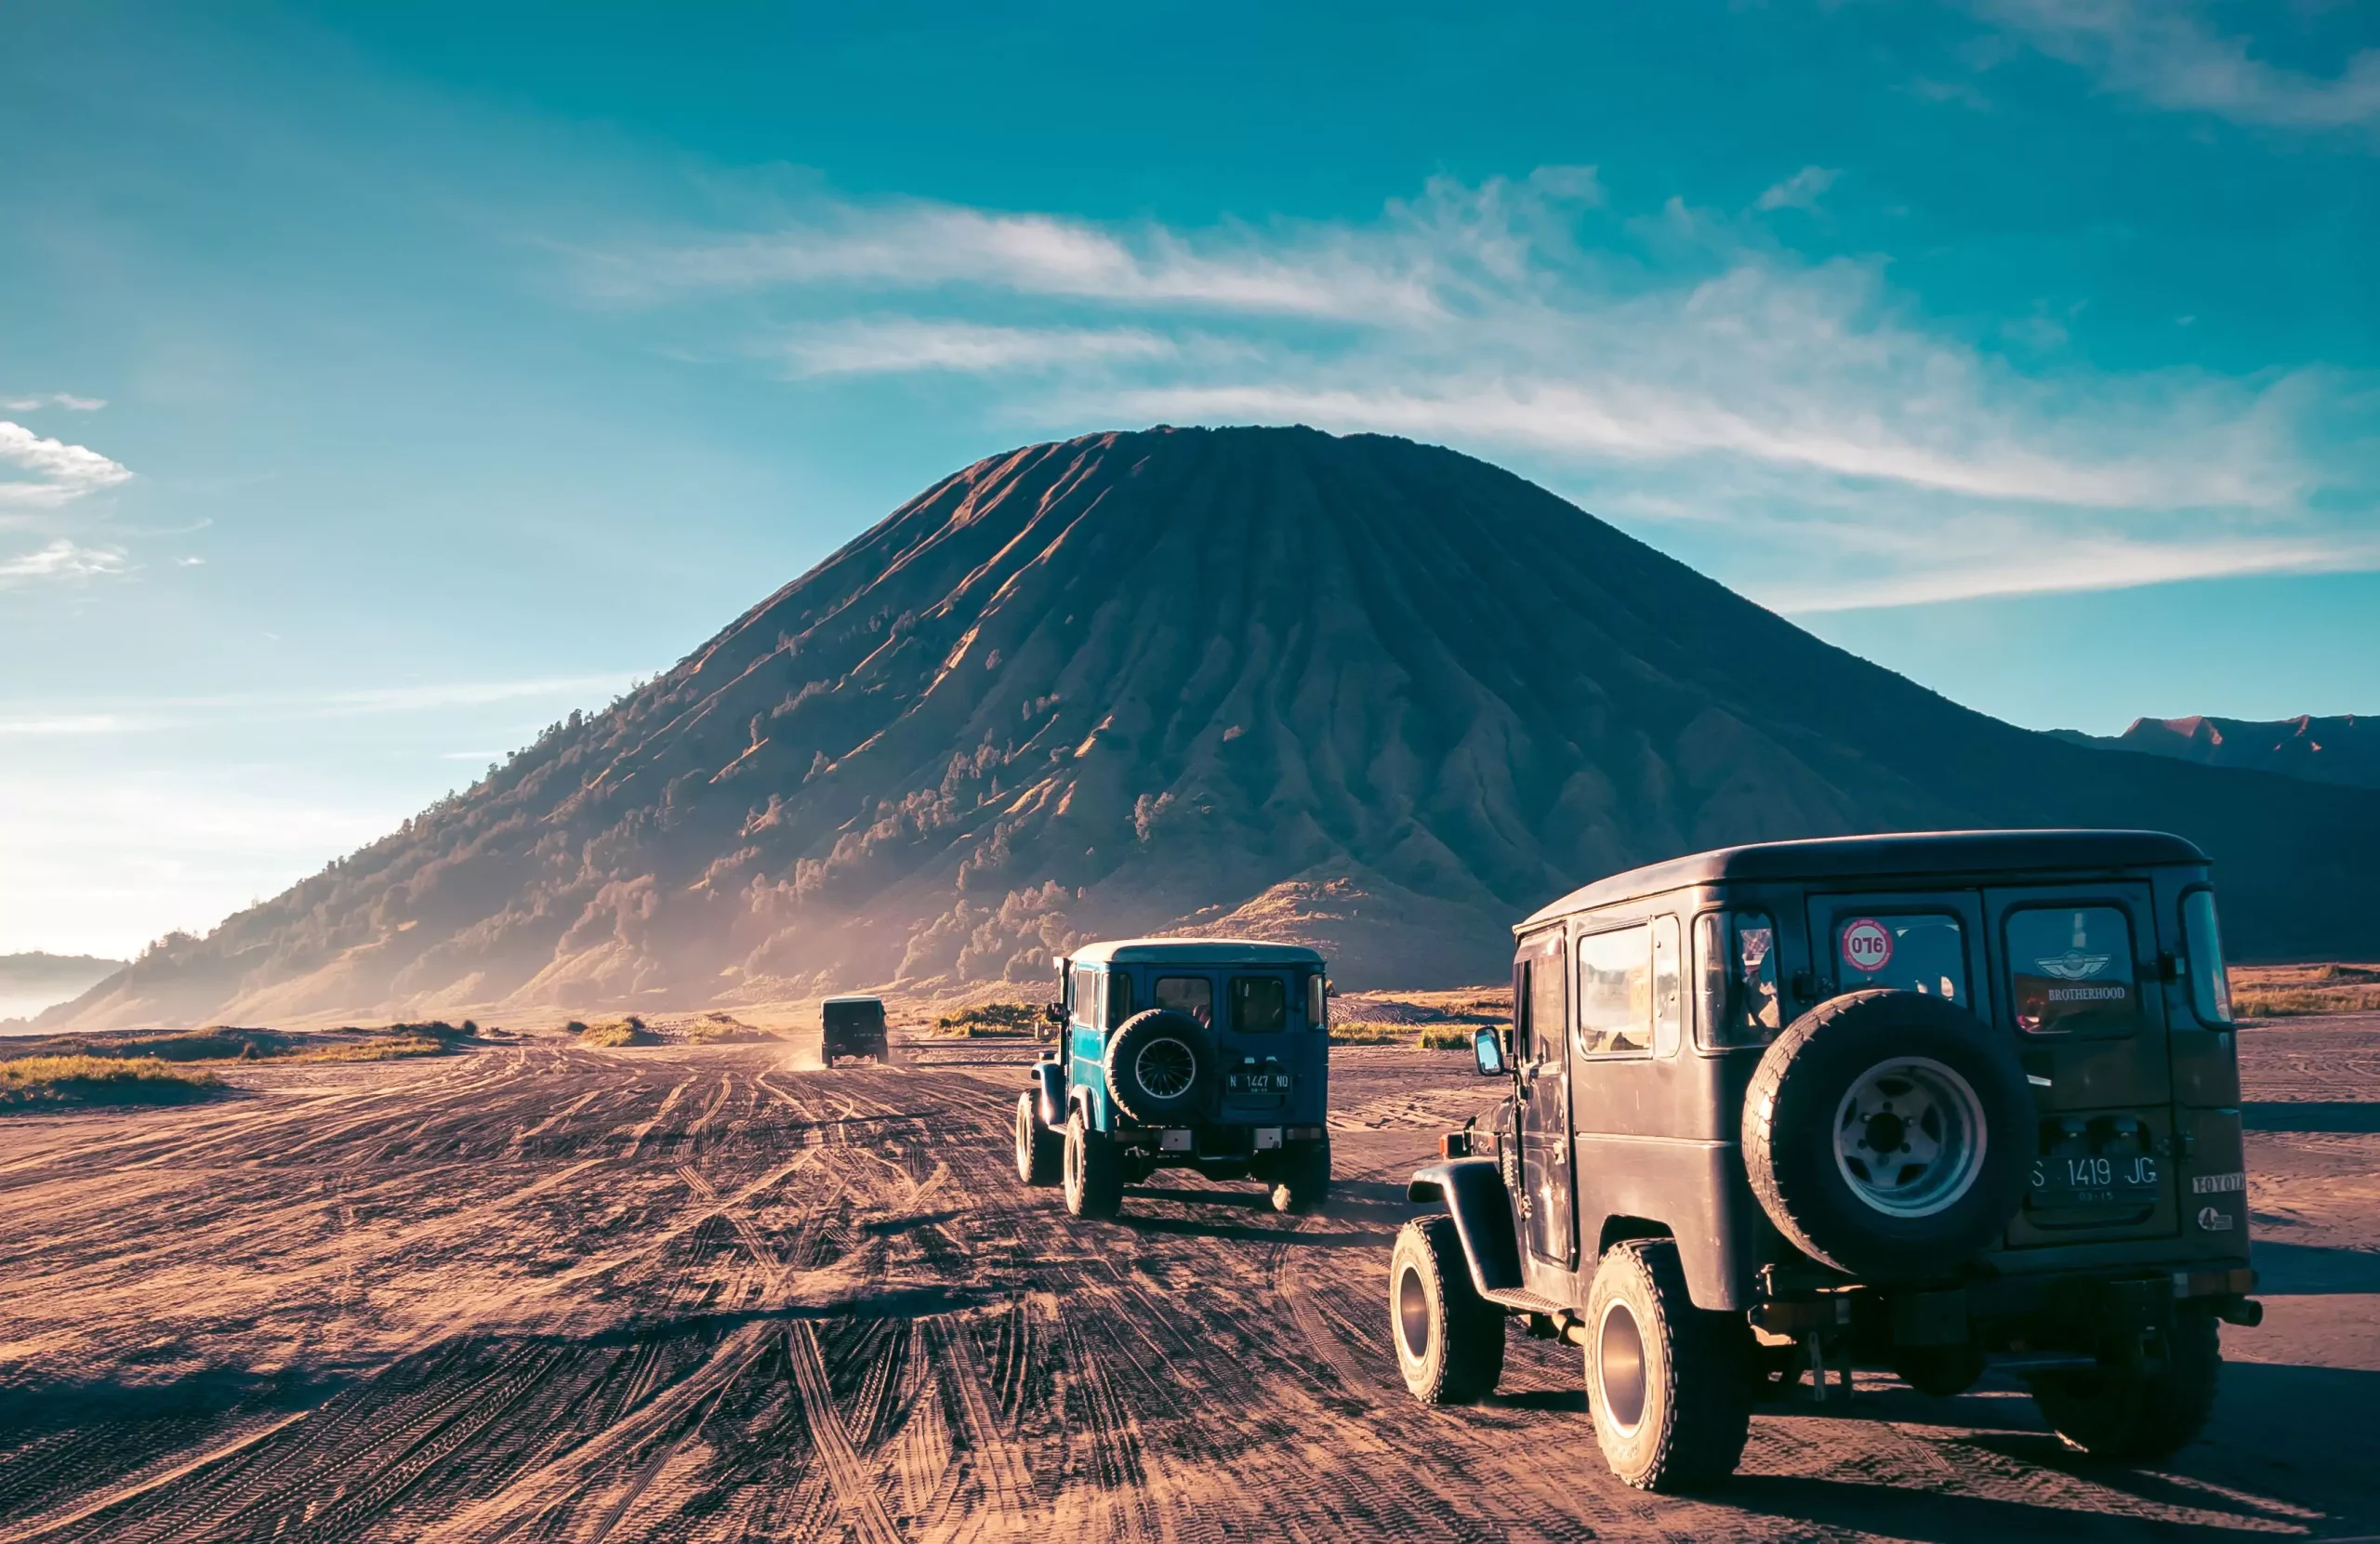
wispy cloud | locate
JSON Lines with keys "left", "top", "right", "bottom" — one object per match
{"left": 777, "top": 318, "right": 1180, "bottom": 377}
{"left": 587, "top": 170, "right": 2373, "bottom": 611}
{"left": 0, "top": 676, "right": 634, "bottom": 736}
{"left": 0, "top": 422, "right": 134, "bottom": 510}
{"left": 0, "top": 393, "right": 106, "bottom": 412}
{"left": 1755, "top": 165, "right": 1842, "bottom": 212}
{"left": 1977, "top": 0, "right": 2380, "bottom": 132}
{"left": 0, "top": 539, "right": 129, "bottom": 584}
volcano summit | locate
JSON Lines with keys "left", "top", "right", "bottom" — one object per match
{"left": 44, "top": 427, "right": 2380, "bottom": 1030}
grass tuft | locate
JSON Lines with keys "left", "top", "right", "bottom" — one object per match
{"left": 0, "top": 1055, "right": 223, "bottom": 1108}
{"left": 933, "top": 1003, "right": 1039, "bottom": 1036}
{"left": 579, "top": 1017, "right": 660, "bottom": 1048}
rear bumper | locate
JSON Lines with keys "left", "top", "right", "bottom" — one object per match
{"left": 1752, "top": 1261, "right": 2260, "bottom": 1343}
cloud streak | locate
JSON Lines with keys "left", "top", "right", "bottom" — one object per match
{"left": 0, "top": 422, "right": 134, "bottom": 511}
{"left": 588, "top": 170, "right": 2373, "bottom": 612}
{"left": 1977, "top": 0, "right": 2380, "bottom": 132}
{"left": 0, "top": 539, "right": 129, "bottom": 583}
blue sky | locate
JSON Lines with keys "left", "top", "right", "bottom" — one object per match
{"left": 3, "top": 0, "right": 2376, "bottom": 959}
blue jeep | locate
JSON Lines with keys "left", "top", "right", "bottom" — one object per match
{"left": 1013, "top": 938, "right": 1333, "bottom": 1218}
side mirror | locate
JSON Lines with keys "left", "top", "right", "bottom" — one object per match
{"left": 1473, "top": 1026, "right": 1506, "bottom": 1077}
{"left": 1045, "top": 1001, "right": 1065, "bottom": 1024}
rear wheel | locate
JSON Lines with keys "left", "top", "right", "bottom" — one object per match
{"left": 1015, "top": 1092, "right": 1062, "bottom": 1187}
{"left": 1584, "top": 1239, "right": 1750, "bottom": 1493}
{"left": 1270, "top": 1137, "right": 1331, "bottom": 1214}
{"left": 2030, "top": 1308, "right": 2220, "bottom": 1460}
{"left": 1389, "top": 1217, "right": 1504, "bottom": 1404}
{"left": 1063, "top": 1107, "right": 1123, "bottom": 1220}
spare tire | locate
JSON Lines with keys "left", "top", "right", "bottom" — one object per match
{"left": 1104, "top": 1009, "right": 1213, "bottom": 1125}
{"left": 1742, "top": 989, "right": 2032, "bottom": 1279}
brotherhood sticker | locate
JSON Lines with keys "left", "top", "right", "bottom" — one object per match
{"left": 2035, "top": 949, "right": 2112, "bottom": 981}
{"left": 1842, "top": 918, "right": 1895, "bottom": 975}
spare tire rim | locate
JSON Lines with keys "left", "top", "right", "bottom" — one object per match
{"left": 1596, "top": 1300, "right": 1648, "bottom": 1436}
{"left": 1395, "top": 1263, "right": 1433, "bottom": 1362}
{"left": 1134, "top": 1037, "right": 1197, "bottom": 1100}
{"left": 1831, "top": 1055, "right": 1988, "bottom": 1220}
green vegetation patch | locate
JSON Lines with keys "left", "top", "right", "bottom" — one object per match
{"left": 934, "top": 1003, "right": 1039, "bottom": 1036}
{"left": 578, "top": 1017, "right": 662, "bottom": 1048}
{"left": 682, "top": 1013, "right": 778, "bottom": 1044}
{"left": 0, "top": 1055, "right": 223, "bottom": 1108}
{"left": 1329, "top": 1021, "right": 1481, "bottom": 1050}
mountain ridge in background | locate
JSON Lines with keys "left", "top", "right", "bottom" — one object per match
{"left": 39, "top": 427, "right": 2380, "bottom": 1032}
{"left": 2051, "top": 715, "right": 2380, "bottom": 791}
{"left": 0, "top": 953, "right": 133, "bottom": 1028}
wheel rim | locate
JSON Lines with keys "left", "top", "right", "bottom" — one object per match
{"left": 1064, "top": 1121, "right": 1081, "bottom": 1194}
{"left": 1831, "top": 1055, "right": 1988, "bottom": 1219}
{"left": 1395, "top": 1264, "right": 1434, "bottom": 1360}
{"left": 1135, "top": 1037, "right": 1197, "bottom": 1100}
{"left": 1597, "top": 1300, "right": 1647, "bottom": 1435}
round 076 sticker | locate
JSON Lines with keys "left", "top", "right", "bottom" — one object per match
{"left": 1841, "top": 917, "right": 1895, "bottom": 975}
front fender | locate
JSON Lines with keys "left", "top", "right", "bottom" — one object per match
{"left": 1028, "top": 1059, "right": 1065, "bottom": 1128}
{"left": 1409, "top": 1157, "right": 1524, "bottom": 1296}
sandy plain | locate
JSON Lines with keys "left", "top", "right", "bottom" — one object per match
{"left": 0, "top": 1015, "right": 2375, "bottom": 1542}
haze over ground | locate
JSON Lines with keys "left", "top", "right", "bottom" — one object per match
{"left": 4, "top": 2, "right": 2376, "bottom": 964}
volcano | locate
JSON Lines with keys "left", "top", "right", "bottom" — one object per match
{"left": 44, "top": 427, "right": 2380, "bottom": 1030}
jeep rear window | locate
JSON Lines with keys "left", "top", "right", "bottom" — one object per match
{"left": 1838, "top": 914, "right": 1967, "bottom": 1005}
{"left": 1106, "top": 970, "right": 1136, "bottom": 1028}
{"left": 1695, "top": 912, "right": 1782, "bottom": 1049}
{"left": 1232, "top": 976, "right": 1287, "bottom": 1033}
{"left": 2007, "top": 905, "right": 2140, "bottom": 1035}
{"left": 1155, "top": 975, "right": 1213, "bottom": 1027}
{"left": 1576, "top": 925, "right": 1652, "bottom": 1056}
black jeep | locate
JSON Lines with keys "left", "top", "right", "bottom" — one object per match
{"left": 820, "top": 996, "right": 889, "bottom": 1064}
{"left": 1394, "top": 830, "right": 2259, "bottom": 1492}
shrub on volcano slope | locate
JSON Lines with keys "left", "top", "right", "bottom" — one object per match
{"left": 39, "top": 427, "right": 2380, "bottom": 1031}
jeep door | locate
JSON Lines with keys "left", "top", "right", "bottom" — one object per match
{"left": 1219, "top": 970, "right": 1308, "bottom": 1122}
{"left": 1985, "top": 881, "right": 2179, "bottom": 1246}
{"left": 1513, "top": 928, "right": 1576, "bottom": 1269}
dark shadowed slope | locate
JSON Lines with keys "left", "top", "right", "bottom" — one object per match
{"left": 2055, "top": 714, "right": 2380, "bottom": 791}
{"left": 44, "top": 428, "right": 2380, "bottom": 1030}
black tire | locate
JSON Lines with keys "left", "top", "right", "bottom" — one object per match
{"left": 2029, "top": 1307, "right": 2220, "bottom": 1460}
{"left": 1583, "top": 1239, "right": 1751, "bottom": 1493}
{"left": 1389, "top": 1216, "right": 1505, "bottom": 1405}
{"left": 1892, "top": 1343, "right": 1986, "bottom": 1398}
{"left": 1015, "top": 1091, "right": 1062, "bottom": 1187}
{"left": 1270, "top": 1136, "right": 1331, "bottom": 1214}
{"left": 1062, "top": 1106, "right": 1123, "bottom": 1220}
{"left": 1742, "top": 990, "right": 2032, "bottom": 1279}
{"left": 1103, "top": 1010, "right": 1213, "bottom": 1126}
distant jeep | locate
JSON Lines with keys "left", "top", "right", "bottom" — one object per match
{"left": 820, "top": 996, "right": 889, "bottom": 1064}
{"left": 1394, "top": 830, "right": 2260, "bottom": 1492}
{"left": 1013, "top": 939, "right": 1332, "bottom": 1218}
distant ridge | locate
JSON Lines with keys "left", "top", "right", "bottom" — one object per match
{"left": 2052, "top": 715, "right": 2380, "bottom": 791}
{"left": 39, "top": 427, "right": 2380, "bottom": 1031}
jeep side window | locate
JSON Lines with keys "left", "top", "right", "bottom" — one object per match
{"left": 2007, "top": 905, "right": 2140, "bottom": 1035}
{"left": 1071, "top": 965, "right": 1097, "bottom": 1028}
{"left": 1651, "top": 914, "right": 1683, "bottom": 1058}
{"left": 1232, "top": 976, "right": 1287, "bottom": 1033}
{"left": 2182, "top": 889, "right": 2234, "bottom": 1026}
{"left": 1576, "top": 924, "right": 1652, "bottom": 1056}
{"left": 1696, "top": 911, "right": 1782, "bottom": 1049}
{"left": 1522, "top": 935, "right": 1565, "bottom": 1063}
{"left": 1155, "top": 975, "right": 1213, "bottom": 1027}
{"left": 1836, "top": 913, "right": 1966, "bottom": 1004}
{"left": 1106, "top": 970, "right": 1137, "bottom": 1028}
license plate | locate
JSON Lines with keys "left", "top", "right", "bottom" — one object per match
{"left": 2029, "top": 1153, "right": 2159, "bottom": 1209}
{"left": 1226, "top": 1070, "right": 1292, "bottom": 1095}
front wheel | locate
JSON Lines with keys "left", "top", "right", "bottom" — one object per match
{"left": 1583, "top": 1239, "right": 1750, "bottom": 1493}
{"left": 1015, "top": 1092, "right": 1062, "bottom": 1187}
{"left": 1062, "top": 1107, "right": 1123, "bottom": 1220}
{"left": 1389, "top": 1217, "right": 1504, "bottom": 1404}
{"left": 2029, "top": 1308, "right": 2220, "bottom": 1460}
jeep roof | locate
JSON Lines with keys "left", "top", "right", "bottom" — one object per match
{"left": 1520, "top": 828, "right": 2209, "bottom": 930}
{"left": 1065, "top": 937, "right": 1326, "bottom": 967}
{"left": 821, "top": 995, "right": 885, "bottom": 1006}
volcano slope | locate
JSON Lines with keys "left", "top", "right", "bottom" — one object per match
{"left": 47, "top": 426, "right": 2380, "bottom": 1030}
